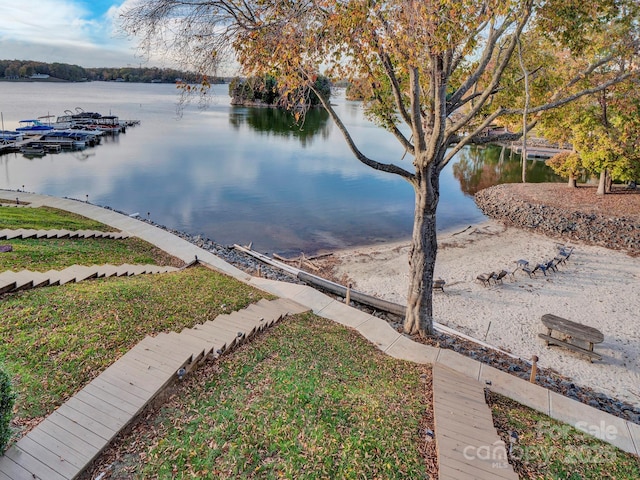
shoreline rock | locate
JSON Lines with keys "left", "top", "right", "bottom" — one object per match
{"left": 475, "top": 184, "right": 640, "bottom": 255}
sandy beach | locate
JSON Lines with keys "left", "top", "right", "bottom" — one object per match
{"left": 323, "top": 220, "right": 640, "bottom": 408}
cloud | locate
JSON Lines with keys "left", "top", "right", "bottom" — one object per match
{"left": 0, "top": 1, "right": 142, "bottom": 67}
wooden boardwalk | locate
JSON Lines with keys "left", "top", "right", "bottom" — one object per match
{"left": 0, "top": 228, "right": 130, "bottom": 240}
{"left": 0, "top": 264, "right": 180, "bottom": 295}
{"left": 433, "top": 365, "right": 519, "bottom": 480}
{"left": 0, "top": 298, "right": 309, "bottom": 480}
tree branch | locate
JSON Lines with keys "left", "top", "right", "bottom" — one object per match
{"left": 446, "top": 3, "right": 533, "bottom": 137}
{"left": 410, "top": 67, "right": 427, "bottom": 154}
{"left": 505, "top": 72, "right": 635, "bottom": 116}
{"left": 308, "top": 81, "right": 415, "bottom": 181}
{"left": 378, "top": 49, "right": 412, "bottom": 127}
{"left": 447, "top": 17, "right": 512, "bottom": 110}
{"left": 370, "top": 17, "right": 412, "bottom": 127}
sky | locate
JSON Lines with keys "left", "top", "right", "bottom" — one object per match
{"left": 0, "top": 1, "right": 166, "bottom": 68}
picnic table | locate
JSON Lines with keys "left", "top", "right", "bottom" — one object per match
{"left": 539, "top": 314, "right": 604, "bottom": 362}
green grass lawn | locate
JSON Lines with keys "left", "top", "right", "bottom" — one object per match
{"left": 0, "top": 203, "right": 181, "bottom": 271}
{"left": 488, "top": 392, "right": 640, "bottom": 479}
{"left": 88, "top": 313, "right": 433, "bottom": 479}
{"left": 0, "top": 237, "right": 182, "bottom": 271}
{"left": 4, "top": 201, "right": 635, "bottom": 479}
{"left": 0, "top": 206, "right": 114, "bottom": 231}
{"left": 0, "top": 267, "right": 269, "bottom": 421}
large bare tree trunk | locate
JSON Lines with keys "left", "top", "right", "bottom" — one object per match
{"left": 605, "top": 173, "right": 613, "bottom": 193}
{"left": 405, "top": 165, "right": 438, "bottom": 337}
{"left": 597, "top": 169, "right": 607, "bottom": 195}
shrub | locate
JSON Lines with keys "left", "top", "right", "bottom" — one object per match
{"left": 0, "top": 367, "right": 15, "bottom": 454}
{"left": 546, "top": 151, "right": 583, "bottom": 179}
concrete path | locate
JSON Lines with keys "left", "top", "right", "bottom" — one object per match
{"left": 3, "top": 190, "right": 639, "bottom": 475}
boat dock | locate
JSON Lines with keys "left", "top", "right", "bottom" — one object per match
{"left": 1, "top": 108, "right": 140, "bottom": 158}
{"left": 0, "top": 136, "right": 43, "bottom": 154}
{"left": 510, "top": 144, "right": 572, "bottom": 159}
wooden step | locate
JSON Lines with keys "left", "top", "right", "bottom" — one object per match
{"left": 2, "top": 229, "right": 27, "bottom": 240}
{"left": 205, "top": 316, "right": 250, "bottom": 339}
{"left": 170, "top": 331, "right": 214, "bottom": 359}
{"left": 213, "top": 311, "right": 264, "bottom": 333}
{"left": 51, "top": 404, "right": 117, "bottom": 442}
{"left": 125, "top": 265, "right": 148, "bottom": 275}
{"left": 0, "top": 277, "right": 17, "bottom": 294}
{"left": 180, "top": 327, "right": 229, "bottom": 353}
{"left": 15, "top": 229, "right": 37, "bottom": 239}
{"left": 245, "top": 298, "right": 284, "bottom": 317}
{"left": 43, "top": 269, "right": 76, "bottom": 286}
{"left": 17, "top": 269, "right": 50, "bottom": 288}
{"left": 165, "top": 332, "right": 208, "bottom": 363}
{"left": 1, "top": 443, "right": 68, "bottom": 480}
{"left": 21, "top": 427, "right": 90, "bottom": 470}
{"left": 95, "top": 264, "right": 119, "bottom": 277}
{"left": 106, "top": 231, "right": 127, "bottom": 239}
{"left": 43, "top": 229, "right": 65, "bottom": 239}
{"left": 187, "top": 323, "right": 236, "bottom": 353}
{"left": 0, "top": 228, "right": 128, "bottom": 241}
{"left": 73, "top": 230, "right": 93, "bottom": 238}
{"left": 137, "top": 334, "right": 197, "bottom": 365}
{"left": 59, "top": 265, "right": 98, "bottom": 283}
{"left": 114, "top": 264, "right": 135, "bottom": 276}
{"left": 126, "top": 343, "right": 188, "bottom": 376}
{"left": 0, "top": 271, "right": 33, "bottom": 291}
{"left": 433, "top": 365, "right": 519, "bottom": 480}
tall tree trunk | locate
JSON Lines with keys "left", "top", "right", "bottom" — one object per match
{"left": 405, "top": 165, "right": 438, "bottom": 337}
{"left": 597, "top": 169, "right": 607, "bottom": 195}
{"left": 605, "top": 172, "right": 613, "bottom": 193}
{"left": 518, "top": 40, "right": 530, "bottom": 183}
{"left": 568, "top": 175, "right": 577, "bottom": 188}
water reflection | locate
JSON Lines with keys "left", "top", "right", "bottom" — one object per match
{"left": 228, "top": 107, "right": 331, "bottom": 147}
{"left": 0, "top": 82, "right": 565, "bottom": 254}
{"left": 452, "top": 145, "right": 562, "bottom": 196}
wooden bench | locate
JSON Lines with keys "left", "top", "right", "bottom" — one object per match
{"left": 539, "top": 314, "right": 604, "bottom": 362}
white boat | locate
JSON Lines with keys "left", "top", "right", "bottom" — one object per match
{"left": 0, "top": 130, "right": 23, "bottom": 141}
{"left": 16, "top": 119, "right": 54, "bottom": 135}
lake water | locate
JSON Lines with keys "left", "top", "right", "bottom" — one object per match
{"left": 0, "top": 82, "right": 559, "bottom": 255}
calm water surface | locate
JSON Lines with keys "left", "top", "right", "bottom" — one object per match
{"left": 0, "top": 82, "right": 559, "bottom": 255}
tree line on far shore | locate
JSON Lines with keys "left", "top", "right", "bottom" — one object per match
{"left": 0, "top": 59, "right": 220, "bottom": 84}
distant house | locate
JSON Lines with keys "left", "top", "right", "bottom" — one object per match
{"left": 30, "top": 73, "right": 50, "bottom": 79}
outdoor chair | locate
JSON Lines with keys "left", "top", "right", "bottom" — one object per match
{"left": 433, "top": 278, "right": 446, "bottom": 292}
{"left": 492, "top": 270, "right": 508, "bottom": 284}
{"left": 508, "top": 266, "right": 520, "bottom": 281}
{"left": 477, "top": 272, "right": 495, "bottom": 287}
{"left": 555, "top": 246, "right": 574, "bottom": 266}
{"left": 550, "top": 257, "right": 564, "bottom": 269}
{"left": 522, "top": 263, "right": 539, "bottom": 278}
{"left": 538, "top": 260, "right": 557, "bottom": 276}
